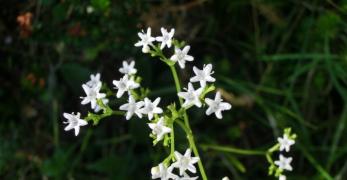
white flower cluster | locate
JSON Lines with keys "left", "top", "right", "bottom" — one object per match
{"left": 63, "top": 73, "right": 109, "bottom": 136}
{"left": 63, "top": 26, "right": 234, "bottom": 179}
{"left": 135, "top": 27, "right": 232, "bottom": 119}
{"left": 134, "top": 27, "right": 233, "bottom": 179}
{"left": 151, "top": 149, "right": 199, "bottom": 180}
{"left": 274, "top": 133, "right": 296, "bottom": 180}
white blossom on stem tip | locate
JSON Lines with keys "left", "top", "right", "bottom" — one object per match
{"left": 63, "top": 112, "right": 88, "bottom": 136}
{"left": 205, "top": 91, "right": 231, "bottom": 119}
{"left": 140, "top": 97, "right": 163, "bottom": 120}
{"left": 178, "top": 83, "right": 203, "bottom": 108}
{"left": 135, "top": 27, "right": 155, "bottom": 53}
{"left": 81, "top": 82, "right": 106, "bottom": 109}
{"left": 278, "top": 134, "right": 295, "bottom": 152}
{"left": 156, "top": 27, "right": 175, "bottom": 49}
{"left": 221, "top": 177, "right": 230, "bottom": 180}
{"left": 172, "top": 149, "right": 200, "bottom": 176}
{"left": 86, "top": 73, "right": 101, "bottom": 88}
{"left": 119, "top": 60, "right": 137, "bottom": 75}
{"left": 151, "top": 163, "right": 178, "bottom": 180}
{"left": 119, "top": 95, "right": 144, "bottom": 120}
{"left": 274, "top": 154, "right": 293, "bottom": 171}
{"left": 112, "top": 75, "right": 140, "bottom": 98}
{"left": 190, "top": 64, "right": 215, "bottom": 87}
{"left": 148, "top": 117, "right": 171, "bottom": 141}
{"left": 170, "top": 45, "right": 194, "bottom": 69}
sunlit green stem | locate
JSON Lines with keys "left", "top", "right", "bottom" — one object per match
{"left": 200, "top": 144, "right": 266, "bottom": 156}
{"left": 169, "top": 65, "right": 208, "bottom": 180}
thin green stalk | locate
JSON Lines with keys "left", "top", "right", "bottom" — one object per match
{"left": 200, "top": 144, "right": 266, "bottom": 156}
{"left": 170, "top": 123, "right": 175, "bottom": 158}
{"left": 299, "top": 143, "right": 334, "bottom": 180}
{"left": 169, "top": 65, "right": 208, "bottom": 180}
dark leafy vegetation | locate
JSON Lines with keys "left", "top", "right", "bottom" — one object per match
{"left": 1, "top": 0, "right": 347, "bottom": 179}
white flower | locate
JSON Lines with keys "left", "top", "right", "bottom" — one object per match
{"left": 148, "top": 117, "right": 171, "bottom": 141}
{"left": 205, "top": 91, "right": 232, "bottom": 119}
{"left": 135, "top": 27, "right": 155, "bottom": 53}
{"left": 119, "top": 60, "right": 137, "bottom": 75}
{"left": 278, "top": 134, "right": 295, "bottom": 152}
{"left": 112, "top": 75, "right": 140, "bottom": 98}
{"left": 279, "top": 175, "right": 286, "bottom": 180}
{"left": 93, "top": 98, "right": 109, "bottom": 113}
{"left": 274, "top": 154, "right": 293, "bottom": 171}
{"left": 119, "top": 95, "right": 144, "bottom": 120}
{"left": 172, "top": 149, "right": 200, "bottom": 176}
{"left": 190, "top": 64, "right": 215, "bottom": 87}
{"left": 63, "top": 112, "right": 88, "bottom": 136}
{"left": 221, "top": 177, "right": 230, "bottom": 180}
{"left": 156, "top": 27, "right": 175, "bottom": 49}
{"left": 151, "top": 163, "right": 178, "bottom": 180}
{"left": 178, "top": 83, "right": 203, "bottom": 108}
{"left": 81, "top": 82, "right": 106, "bottom": 109}
{"left": 86, "top": 73, "right": 101, "bottom": 88}
{"left": 140, "top": 97, "right": 163, "bottom": 120}
{"left": 170, "top": 45, "right": 194, "bottom": 69}
{"left": 175, "top": 172, "right": 198, "bottom": 180}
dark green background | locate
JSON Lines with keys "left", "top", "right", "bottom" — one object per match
{"left": 1, "top": 0, "right": 347, "bottom": 179}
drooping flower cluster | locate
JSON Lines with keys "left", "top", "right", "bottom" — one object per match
{"left": 268, "top": 128, "right": 297, "bottom": 180}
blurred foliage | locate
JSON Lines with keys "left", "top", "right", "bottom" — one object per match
{"left": 1, "top": 0, "right": 347, "bottom": 179}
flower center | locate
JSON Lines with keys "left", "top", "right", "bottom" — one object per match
{"left": 177, "top": 51, "right": 185, "bottom": 60}
{"left": 70, "top": 118, "right": 78, "bottom": 127}
{"left": 119, "top": 81, "right": 127, "bottom": 89}
{"left": 181, "top": 157, "right": 190, "bottom": 166}
{"left": 88, "top": 90, "right": 97, "bottom": 99}
{"left": 163, "top": 35, "right": 170, "bottom": 42}
{"left": 153, "top": 125, "right": 162, "bottom": 135}
{"left": 147, "top": 103, "right": 154, "bottom": 112}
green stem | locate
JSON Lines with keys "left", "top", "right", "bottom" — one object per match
{"left": 170, "top": 123, "right": 175, "bottom": 159}
{"left": 200, "top": 144, "right": 266, "bottom": 156}
{"left": 169, "top": 65, "right": 208, "bottom": 180}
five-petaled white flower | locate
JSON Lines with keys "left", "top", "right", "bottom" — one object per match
{"left": 190, "top": 64, "right": 215, "bottom": 87}
{"left": 172, "top": 149, "right": 200, "bottom": 176}
{"left": 140, "top": 97, "right": 163, "bottom": 120}
{"left": 278, "top": 134, "right": 295, "bottom": 152}
{"left": 178, "top": 83, "right": 203, "bottom": 108}
{"left": 135, "top": 27, "right": 155, "bottom": 53}
{"left": 93, "top": 98, "right": 109, "bottom": 113}
{"left": 151, "top": 163, "right": 178, "bottom": 180}
{"left": 274, "top": 154, "right": 293, "bottom": 171}
{"left": 81, "top": 82, "right": 106, "bottom": 109}
{"left": 148, "top": 117, "right": 171, "bottom": 141}
{"left": 112, "top": 75, "right": 140, "bottom": 98}
{"left": 279, "top": 175, "right": 286, "bottom": 180}
{"left": 156, "top": 27, "right": 175, "bottom": 49}
{"left": 119, "top": 95, "right": 144, "bottom": 120}
{"left": 205, "top": 91, "right": 231, "bottom": 119}
{"left": 86, "top": 73, "right": 101, "bottom": 88}
{"left": 170, "top": 45, "right": 194, "bottom": 69}
{"left": 63, "top": 112, "right": 88, "bottom": 136}
{"left": 119, "top": 60, "right": 137, "bottom": 75}
{"left": 175, "top": 172, "right": 198, "bottom": 180}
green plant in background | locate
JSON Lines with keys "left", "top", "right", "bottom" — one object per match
{"left": 2, "top": 0, "right": 347, "bottom": 179}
